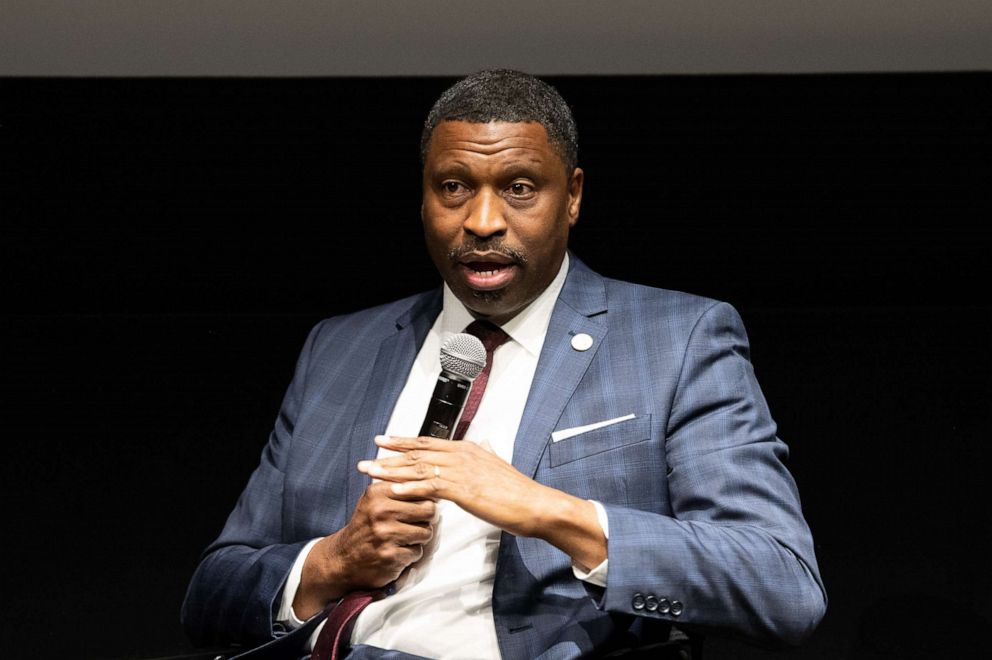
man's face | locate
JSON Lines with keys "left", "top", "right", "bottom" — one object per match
{"left": 422, "top": 121, "right": 583, "bottom": 325}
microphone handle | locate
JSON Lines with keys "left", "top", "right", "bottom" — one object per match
{"left": 419, "top": 371, "right": 472, "bottom": 439}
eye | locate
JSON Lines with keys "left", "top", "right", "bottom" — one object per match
{"left": 506, "top": 181, "right": 535, "bottom": 198}
{"left": 441, "top": 180, "right": 466, "bottom": 195}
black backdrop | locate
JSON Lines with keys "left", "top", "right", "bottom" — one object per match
{"left": 1, "top": 74, "right": 990, "bottom": 659}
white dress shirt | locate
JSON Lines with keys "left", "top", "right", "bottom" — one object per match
{"left": 277, "top": 254, "right": 608, "bottom": 658}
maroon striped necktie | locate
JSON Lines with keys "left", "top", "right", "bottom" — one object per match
{"left": 453, "top": 320, "right": 510, "bottom": 441}
{"left": 310, "top": 590, "right": 385, "bottom": 660}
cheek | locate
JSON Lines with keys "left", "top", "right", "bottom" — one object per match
{"left": 423, "top": 229, "right": 452, "bottom": 263}
{"left": 422, "top": 208, "right": 460, "bottom": 242}
{"left": 514, "top": 214, "right": 569, "bottom": 250}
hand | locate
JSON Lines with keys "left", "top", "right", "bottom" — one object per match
{"left": 293, "top": 481, "right": 435, "bottom": 619}
{"left": 358, "top": 435, "right": 607, "bottom": 569}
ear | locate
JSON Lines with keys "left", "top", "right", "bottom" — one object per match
{"left": 567, "top": 167, "right": 584, "bottom": 227}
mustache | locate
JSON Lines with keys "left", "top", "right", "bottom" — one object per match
{"left": 446, "top": 240, "right": 527, "bottom": 264}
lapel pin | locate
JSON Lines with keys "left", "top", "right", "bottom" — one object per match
{"left": 571, "top": 333, "right": 594, "bottom": 352}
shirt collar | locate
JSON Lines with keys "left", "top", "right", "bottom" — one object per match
{"left": 440, "top": 252, "right": 570, "bottom": 357}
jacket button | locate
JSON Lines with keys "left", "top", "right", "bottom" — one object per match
{"left": 645, "top": 595, "right": 659, "bottom": 612}
{"left": 632, "top": 593, "right": 646, "bottom": 610}
{"left": 670, "top": 600, "right": 684, "bottom": 616}
{"left": 658, "top": 597, "right": 671, "bottom": 614}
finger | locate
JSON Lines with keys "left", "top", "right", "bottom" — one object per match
{"left": 385, "top": 487, "right": 440, "bottom": 503}
{"left": 360, "top": 460, "right": 447, "bottom": 483}
{"left": 358, "top": 449, "right": 448, "bottom": 471}
{"left": 392, "top": 498, "right": 437, "bottom": 524}
{"left": 375, "top": 434, "right": 455, "bottom": 453}
{"left": 390, "top": 479, "right": 444, "bottom": 500}
{"left": 367, "top": 489, "right": 436, "bottom": 520}
{"left": 390, "top": 520, "right": 434, "bottom": 546}
{"left": 365, "top": 507, "right": 434, "bottom": 543}
{"left": 372, "top": 540, "right": 424, "bottom": 573}
{"left": 364, "top": 481, "right": 436, "bottom": 507}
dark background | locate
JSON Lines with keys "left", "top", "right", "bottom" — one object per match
{"left": 1, "top": 74, "right": 989, "bottom": 658}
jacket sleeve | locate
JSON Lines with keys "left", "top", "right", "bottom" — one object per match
{"left": 600, "top": 301, "right": 827, "bottom": 645}
{"left": 181, "top": 321, "right": 325, "bottom": 647}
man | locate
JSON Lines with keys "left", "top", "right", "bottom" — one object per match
{"left": 183, "top": 70, "right": 826, "bottom": 659}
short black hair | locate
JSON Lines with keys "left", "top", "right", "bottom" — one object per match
{"left": 420, "top": 69, "right": 578, "bottom": 173}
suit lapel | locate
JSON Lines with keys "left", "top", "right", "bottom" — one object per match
{"left": 511, "top": 257, "right": 609, "bottom": 478}
{"left": 345, "top": 290, "right": 442, "bottom": 516}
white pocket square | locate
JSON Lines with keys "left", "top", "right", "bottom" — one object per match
{"left": 551, "top": 414, "right": 636, "bottom": 443}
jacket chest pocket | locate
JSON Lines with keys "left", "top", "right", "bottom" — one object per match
{"left": 548, "top": 414, "right": 653, "bottom": 467}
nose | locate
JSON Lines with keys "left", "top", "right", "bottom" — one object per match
{"left": 463, "top": 187, "right": 506, "bottom": 238}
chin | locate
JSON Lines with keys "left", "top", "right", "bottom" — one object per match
{"left": 470, "top": 289, "right": 506, "bottom": 304}
{"left": 461, "top": 289, "right": 525, "bottom": 323}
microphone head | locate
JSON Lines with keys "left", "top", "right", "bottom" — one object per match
{"left": 440, "top": 332, "right": 487, "bottom": 381}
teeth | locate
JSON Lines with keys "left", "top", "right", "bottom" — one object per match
{"left": 468, "top": 264, "right": 505, "bottom": 277}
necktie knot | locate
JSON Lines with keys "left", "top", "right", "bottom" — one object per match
{"left": 464, "top": 319, "right": 510, "bottom": 354}
{"left": 452, "top": 320, "right": 509, "bottom": 441}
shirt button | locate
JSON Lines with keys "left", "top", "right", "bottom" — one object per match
{"left": 632, "top": 593, "right": 646, "bottom": 611}
{"left": 645, "top": 595, "right": 659, "bottom": 612}
{"left": 670, "top": 600, "right": 684, "bottom": 616}
{"left": 658, "top": 597, "right": 671, "bottom": 614}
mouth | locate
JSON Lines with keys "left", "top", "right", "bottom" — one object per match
{"left": 457, "top": 253, "right": 518, "bottom": 291}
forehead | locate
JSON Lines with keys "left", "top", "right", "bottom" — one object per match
{"left": 425, "top": 121, "right": 561, "bottom": 170}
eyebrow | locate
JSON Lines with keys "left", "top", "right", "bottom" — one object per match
{"left": 499, "top": 160, "right": 545, "bottom": 176}
{"left": 431, "top": 160, "right": 473, "bottom": 176}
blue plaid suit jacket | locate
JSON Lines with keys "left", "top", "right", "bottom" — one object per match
{"left": 183, "top": 256, "right": 826, "bottom": 658}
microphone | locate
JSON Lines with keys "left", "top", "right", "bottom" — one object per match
{"left": 419, "top": 333, "right": 487, "bottom": 439}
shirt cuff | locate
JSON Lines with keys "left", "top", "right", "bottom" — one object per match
{"left": 571, "top": 500, "right": 609, "bottom": 587}
{"left": 275, "top": 537, "right": 323, "bottom": 629}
